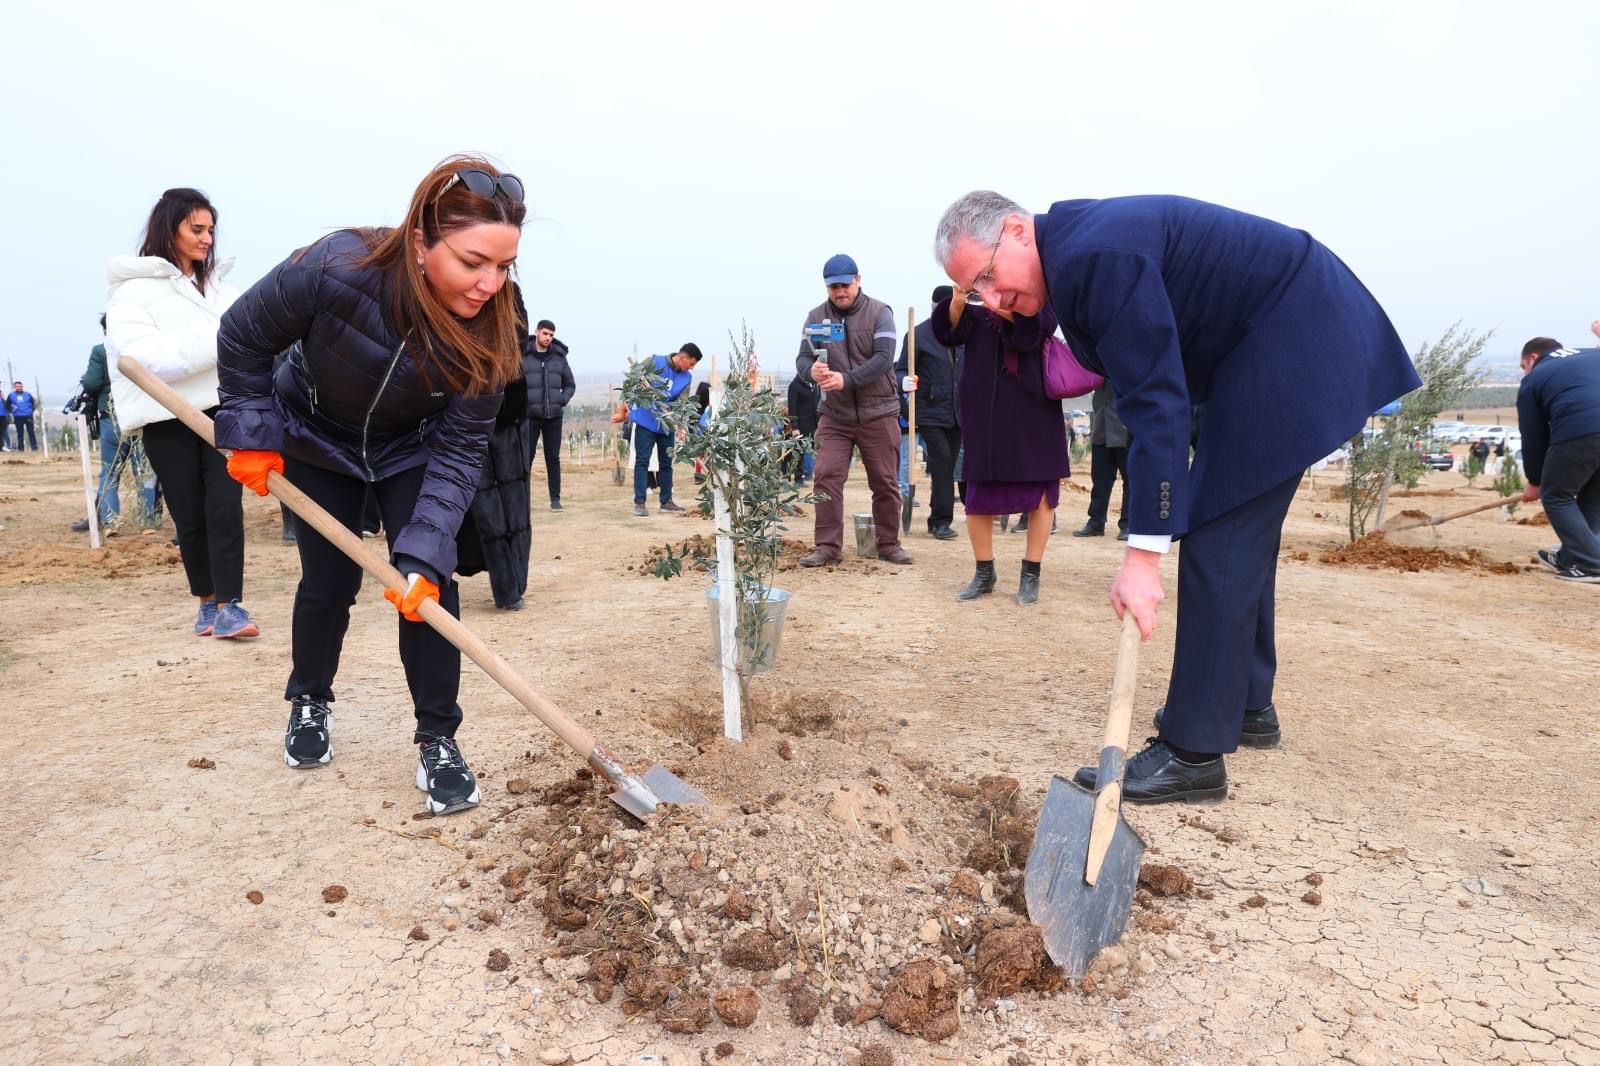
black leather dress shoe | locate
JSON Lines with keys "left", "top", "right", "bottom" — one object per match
{"left": 1071, "top": 738, "right": 1228, "bottom": 804}
{"left": 1073, "top": 521, "right": 1105, "bottom": 537}
{"left": 1153, "top": 703, "right": 1281, "bottom": 749}
{"left": 1116, "top": 528, "right": 1129, "bottom": 541}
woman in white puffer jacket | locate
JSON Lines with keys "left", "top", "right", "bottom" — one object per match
{"left": 106, "top": 187, "right": 257, "bottom": 639}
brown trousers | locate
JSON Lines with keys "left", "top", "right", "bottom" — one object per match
{"left": 811, "top": 413, "right": 903, "bottom": 557}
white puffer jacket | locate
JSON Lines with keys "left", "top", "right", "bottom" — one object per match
{"left": 105, "top": 255, "right": 241, "bottom": 432}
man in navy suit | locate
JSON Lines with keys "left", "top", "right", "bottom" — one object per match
{"left": 935, "top": 191, "right": 1420, "bottom": 803}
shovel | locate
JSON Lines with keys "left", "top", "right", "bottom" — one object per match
{"left": 119, "top": 356, "right": 705, "bottom": 819}
{"left": 902, "top": 306, "right": 918, "bottom": 536}
{"left": 1383, "top": 494, "right": 1537, "bottom": 533}
{"left": 1024, "top": 612, "right": 1147, "bottom": 977}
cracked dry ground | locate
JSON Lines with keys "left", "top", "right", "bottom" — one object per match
{"left": 2, "top": 456, "right": 1598, "bottom": 1065}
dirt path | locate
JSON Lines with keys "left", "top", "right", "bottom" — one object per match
{"left": 2, "top": 454, "right": 1597, "bottom": 1065}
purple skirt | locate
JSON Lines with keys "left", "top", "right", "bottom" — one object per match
{"left": 964, "top": 479, "right": 1059, "bottom": 517}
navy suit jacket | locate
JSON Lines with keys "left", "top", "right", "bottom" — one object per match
{"left": 1037, "top": 196, "right": 1420, "bottom": 537}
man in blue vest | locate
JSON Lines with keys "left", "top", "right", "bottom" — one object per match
{"left": 7, "top": 383, "right": 38, "bottom": 451}
{"left": 1518, "top": 326, "right": 1600, "bottom": 583}
{"left": 935, "top": 191, "right": 1420, "bottom": 803}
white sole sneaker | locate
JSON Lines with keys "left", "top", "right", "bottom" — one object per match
{"left": 415, "top": 761, "right": 480, "bottom": 815}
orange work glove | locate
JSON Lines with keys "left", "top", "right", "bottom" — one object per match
{"left": 384, "top": 573, "right": 440, "bottom": 622}
{"left": 226, "top": 449, "right": 284, "bottom": 496}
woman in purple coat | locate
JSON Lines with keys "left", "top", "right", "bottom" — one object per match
{"left": 933, "top": 292, "right": 1069, "bottom": 605}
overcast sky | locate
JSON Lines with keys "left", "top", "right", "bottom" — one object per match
{"left": 2, "top": 0, "right": 1595, "bottom": 398}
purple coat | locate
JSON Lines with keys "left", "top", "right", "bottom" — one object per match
{"left": 932, "top": 298, "right": 1069, "bottom": 483}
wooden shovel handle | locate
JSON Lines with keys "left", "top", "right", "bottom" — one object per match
{"left": 1385, "top": 495, "right": 1534, "bottom": 532}
{"left": 1086, "top": 613, "right": 1142, "bottom": 884}
{"left": 116, "top": 356, "right": 605, "bottom": 764}
{"left": 906, "top": 306, "right": 917, "bottom": 485}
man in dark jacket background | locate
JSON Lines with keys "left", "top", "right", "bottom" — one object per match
{"left": 785, "top": 371, "right": 819, "bottom": 484}
{"left": 524, "top": 319, "right": 576, "bottom": 511}
{"left": 1076, "top": 380, "right": 1130, "bottom": 539}
{"left": 1518, "top": 328, "right": 1600, "bottom": 582}
{"left": 896, "top": 285, "right": 964, "bottom": 539}
{"left": 795, "top": 254, "right": 912, "bottom": 566}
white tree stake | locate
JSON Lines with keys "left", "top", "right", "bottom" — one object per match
{"left": 709, "top": 377, "right": 742, "bottom": 742}
{"left": 75, "top": 413, "right": 101, "bottom": 548}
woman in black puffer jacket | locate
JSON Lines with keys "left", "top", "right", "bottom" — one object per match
{"left": 215, "top": 155, "right": 526, "bottom": 815}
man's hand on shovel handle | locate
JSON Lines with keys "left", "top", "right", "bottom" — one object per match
{"left": 1109, "top": 548, "right": 1164, "bottom": 640}
{"left": 385, "top": 573, "right": 440, "bottom": 622}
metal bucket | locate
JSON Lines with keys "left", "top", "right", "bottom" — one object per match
{"left": 852, "top": 513, "right": 877, "bottom": 558}
{"left": 705, "top": 585, "right": 792, "bottom": 676}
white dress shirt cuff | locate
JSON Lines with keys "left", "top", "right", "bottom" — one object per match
{"left": 1126, "top": 534, "right": 1173, "bottom": 554}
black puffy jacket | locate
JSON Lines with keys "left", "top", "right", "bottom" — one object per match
{"left": 523, "top": 339, "right": 575, "bottom": 420}
{"left": 215, "top": 229, "right": 503, "bottom": 579}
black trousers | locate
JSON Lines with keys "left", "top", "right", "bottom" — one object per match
{"left": 1158, "top": 474, "right": 1301, "bottom": 755}
{"left": 921, "top": 424, "right": 962, "bottom": 530}
{"left": 283, "top": 457, "right": 463, "bottom": 742}
{"left": 1087, "top": 444, "right": 1129, "bottom": 528}
{"left": 140, "top": 413, "right": 245, "bottom": 601}
{"left": 527, "top": 413, "right": 564, "bottom": 503}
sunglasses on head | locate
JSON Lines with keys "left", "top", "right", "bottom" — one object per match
{"left": 436, "top": 168, "right": 525, "bottom": 205}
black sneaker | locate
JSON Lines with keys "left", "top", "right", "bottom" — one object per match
{"left": 1554, "top": 563, "right": 1600, "bottom": 584}
{"left": 659, "top": 500, "right": 685, "bottom": 513}
{"left": 1535, "top": 547, "right": 1561, "bottom": 572}
{"left": 550, "top": 500, "right": 563, "bottom": 512}
{"left": 416, "top": 735, "right": 480, "bottom": 815}
{"left": 1071, "top": 738, "right": 1227, "bottom": 804}
{"left": 1153, "top": 703, "right": 1282, "bottom": 749}
{"left": 284, "top": 697, "right": 332, "bottom": 768}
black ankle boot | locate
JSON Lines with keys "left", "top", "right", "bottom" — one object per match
{"left": 957, "top": 560, "right": 997, "bottom": 601}
{"left": 1016, "top": 560, "right": 1041, "bottom": 605}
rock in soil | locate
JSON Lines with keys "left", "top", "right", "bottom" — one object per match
{"left": 974, "top": 924, "right": 1061, "bottom": 996}
{"left": 1302, "top": 890, "right": 1323, "bottom": 906}
{"left": 244, "top": 890, "right": 263, "bottom": 905}
{"left": 322, "top": 885, "right": 348, "bottom": 904}
{"left": 786, "top": 986, "right": 821, "bottom": 1026}
{"left": 187, "top": 757, "right": 215, "bottom": 769}
{"left": 713, "top": 984, "right": 760, "bottom": 1027}
{"left": 860, "top": 1044, "right": 895, "bottom": 1066}
{"left": 622, "top": 965, "right": 679, "bottom": 1012}
{"left": 1137, "top": 863, "right": 1194, "bottom": 897}
{"left": 486, "top": 948, "right": 511, "bottom": 972}
{"left": 408, "top": 925, "right": 430, "bottom": 941}
{"left": 881, "top": 959, "right": 960, "bottom": 1041}
{"left": 656, "top": 992, "right": 712, "bottom": 1034}
{"left": 722, "top": 930, "right": 785, "bottom": 970}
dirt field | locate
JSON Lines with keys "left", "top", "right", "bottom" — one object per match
{"left": 2, "top": 451, "right": 1597, "bottom": 1066}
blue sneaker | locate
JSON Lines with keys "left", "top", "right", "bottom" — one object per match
{"left": 212, "top": 600, "right": 260, "bottom": 639}
{"left": 194, "top": 600, "right": 219, "bottom": 636}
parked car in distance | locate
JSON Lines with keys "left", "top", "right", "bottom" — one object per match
{"left": 1419, "top": 449, "right": 1455, "bottom": 471}
{"left": 1477, "top": 426, "right": 1512, "bottom": 446}
{"left": 1430, "top": 421, "right": 1467, "bottom": 442}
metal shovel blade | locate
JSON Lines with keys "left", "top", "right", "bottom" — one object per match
{"left": 608, "top": 765, "right": 708, "bottom": 819}
{"left": 1024, "top": 773, "right": 1147, "bottom": 978}
{"left": 900, "top": 484, "right": 917, "bottom": 534}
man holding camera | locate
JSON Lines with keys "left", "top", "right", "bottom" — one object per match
{"left": 795, "top": 254, "right": 911, "bottom": 567}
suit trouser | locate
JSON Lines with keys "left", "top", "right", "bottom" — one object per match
{"left": 12, "top": 415, "right": 37, "bottom": 450}
{"left": 1157, "top": 474, "right": 1301, "bottom": 755}
{"left": 140, "top": 413, "right": 245, "bottom": 602}
{"left": 1542, "top": 432, "right": 1600, "bottom": 572}
{"left": 283, "top": 458, "right": 463, "bottom": 742}
{"left": 920, "top": 425, "right": 961, "bottom": 531}
{"left": 527, "top": 413, "right": 564, "bottom": 503}
{"left": 812, "top": 413, "right": 902, "bottom": 557}
{"left": 1086, "top": 444, "right": 1129, "bottom": 528}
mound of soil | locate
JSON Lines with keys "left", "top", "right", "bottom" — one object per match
{"left": 1320, "top": 532, "right": 1519, "bottom": 575}
{"left": 0, "top": 538, "right": 181, "bottom": 586}
{"left": 1517, "top": 511, "right": 1550, "bottom": 526}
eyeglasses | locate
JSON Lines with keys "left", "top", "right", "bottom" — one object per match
{"left": 436, "top": 168, "right": 526, "bottom": 205}
{"left": 962, "top": 231, "right": 1005, "bottom": 305}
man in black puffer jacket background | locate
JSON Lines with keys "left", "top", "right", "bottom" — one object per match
{"left": 524, "top": 319, "right": 575, "bottom": 511}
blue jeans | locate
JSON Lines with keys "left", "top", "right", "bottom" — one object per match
{"left": 632, "top": 424, "right": 674, "bottom": 505}
{"left": 1542, "top": 432, "right": 1600, "bottom": 572}
{"left": 97, "top": 421, "right": 121, "bottom": 521}
{"left": 898, "top": 432, "right": 924, "bottom": 494}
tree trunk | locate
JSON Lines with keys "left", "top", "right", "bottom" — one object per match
{"left": 1373, "top": 461, "right": 1396, "bottom": 532}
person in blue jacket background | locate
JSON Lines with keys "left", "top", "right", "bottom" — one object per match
{"left": 936, "top": 190, "right": 1420, "bottom": 803}
{"left": 7, "top": 382, "right": 38, "bottom": 451}
{"left": 1517, "top": 328, "right": 1600, "bottom": 582}
{"left": 621, "top": 344, "right": 702, "bottom": 516}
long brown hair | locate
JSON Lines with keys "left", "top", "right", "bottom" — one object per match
{"left": 356, "top": 155, "right": 527, "bottom": 396}
{"left": 139, "top": 188, "right": 218, "bottom": 294}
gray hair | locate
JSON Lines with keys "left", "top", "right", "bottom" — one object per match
{"left": 933, "top": 190, "right": 1028, "bottom": 266}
